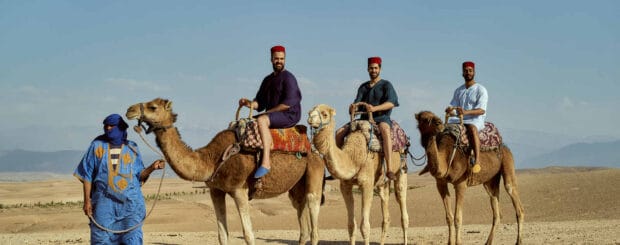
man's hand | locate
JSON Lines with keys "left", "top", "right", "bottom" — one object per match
{"left": 151, "top": 159, "right": 165, "bottom": 170}
{"left": 445, "top": 106, "right": 463, "bottom": 115}
{"left": 239, "top": 98, "right": 251, "bottom": 108}
{"left": 365, "top": 104, "right": 376, "bottom": 113}
{"left": 83, "top": 199, "right": 92, "bottom": 217}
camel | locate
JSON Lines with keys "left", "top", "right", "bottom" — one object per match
{"left": 414, "top": 111, "right": 524, "bottom": 245}
{"left": 125, "top": 98, "right": 325, "bottom": 245}
{"left": 307, "top": 104, "right": 409, "bottom": 245}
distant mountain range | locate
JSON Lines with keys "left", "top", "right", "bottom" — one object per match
{"left": 521, "top": 140, "right": 620, "bottom": 169}
{"left": 0, "top": 140, "right": 617, "bottom": 175}
{"left": 0, "top": 149, "right": 162, "bottom": 174}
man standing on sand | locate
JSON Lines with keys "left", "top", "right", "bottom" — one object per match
{"left": 238, "top": 45, "right": 302, "bottom": 179}
{"left": 445, "top": 61, "right": 488, "bottom": 173}
{"left": 74, "top": 114, "right": 164, "bottom": 244}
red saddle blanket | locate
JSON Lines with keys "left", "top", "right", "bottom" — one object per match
{"left": 446, "top": 122, "right": 503, "bottom": 150}
{"left": 232, "top": 120, "right": 312, "bottom": 154}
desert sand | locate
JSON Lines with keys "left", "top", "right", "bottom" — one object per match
{"left": 1, "top": 167, "right": 619, "bottom": 244}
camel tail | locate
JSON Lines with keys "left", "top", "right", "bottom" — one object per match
{"left": 418, "top": 164, "right": 430, "bottom": 176}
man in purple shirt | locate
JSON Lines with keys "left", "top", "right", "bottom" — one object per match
{"left": 238, "top": 45, "right": 302, "bottom": 178}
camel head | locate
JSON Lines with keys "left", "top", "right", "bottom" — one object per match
{"left": 415, "top": 111, "right": 444, "bottom": 137}
{"left": 307, "top": 104, "right": 336, "bottom": 130}
{"left": 126, "top": 98, "right": 178, "bottom": 131}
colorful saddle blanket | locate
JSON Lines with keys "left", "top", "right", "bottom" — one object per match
{"left": 229, "top": 119, "right": 312, "bottom": 154}
{"left": 444, "top": 122, "right": 503, "bottom": 151}
{"left": 343, "top": 120, "right": 409, "bottom": 153}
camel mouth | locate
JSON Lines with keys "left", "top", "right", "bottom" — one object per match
{"left": 307, "top": 110, "right": 322, "bottom": 129}
{"left": 125, "top": 111, "right": 141, "bottom": 121}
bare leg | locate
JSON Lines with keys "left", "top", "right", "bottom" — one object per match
{"left": 379, "top": 122, "right": 395, "bottom": 180}
{"left": 454, "top": 182, "right": 467, "bottom": 245}
{"left": 231, "top": 188, "right": 255, "bottom": 244}
{"left": 484, "top": 174, "right": 502, "bottom": 245}
{"left": 360, "top": 181, "right": 374, "bottom": 245}
{"left": 210, "top": 188, "right": 229, "bottom": 245}
{"left": 436, "top": 181, "right": 455, "bottom": 245}
{"left": 393, "top": 161, "right": 409, "bottom": 245}
{"left": 255, "top": 114, "right": 272, "bottom": 177}
{"left": 340, "top": 181, "right": 356, "bottom": 245}
{"left": 466, "top": 124, "right": 481, "bottom": 173}
{"left": 377, "top": 181, "right": 391, "bottom": 245}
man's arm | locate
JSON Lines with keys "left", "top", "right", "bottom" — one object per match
{"left": 82, "top": 180, "right": 92, "bottom": 217}
{"left": 139, "top": 159, "right": 165, "bottom": 185}
{"left": 265, "top": 104, "right": 290, "bottom": 113}
{"left": 366, "top": 102, "right": 395, "bottom": 113}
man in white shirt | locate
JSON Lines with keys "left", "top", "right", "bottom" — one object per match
{"left": 445, "top": 61, "right": 488, "bottom": 173}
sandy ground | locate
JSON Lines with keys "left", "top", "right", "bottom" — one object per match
{"left": 1, "top": 167, "right": 619, "bottom": 244}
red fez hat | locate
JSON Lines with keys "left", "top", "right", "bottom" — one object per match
{"left": 462, "top": 61, "right": 475, "bottom": 69}
{"left": 270, "top": 45, "right": 285, "bottom": 53}
{"left": 368, "top": 57, "right": 382, "bottom": 65}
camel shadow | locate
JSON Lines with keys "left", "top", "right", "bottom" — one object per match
{"left": 251, "top": 236, "right": 399, "bottom": 245}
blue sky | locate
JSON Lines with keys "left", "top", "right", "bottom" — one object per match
{"left": 1, "top": 1, "right": 618, "bottom": 152}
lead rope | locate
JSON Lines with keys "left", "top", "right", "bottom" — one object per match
{"left": 87, "top": 125, "right": 167, "bottom": 234}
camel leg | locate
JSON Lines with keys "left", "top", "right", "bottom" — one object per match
{"left": 340, "top": 181, "right": 356, "bottom": 245}
{"left": 288, "top": 181, "right": 310, "bottom": 244}
{"left": 500, "top": 151, "right": 525, "bottom": 245}
{"left": 210, "top": 188, "right": 229, "bottom": 245}
{"left": 231, "top": 188, "right": 255, "bottom": 245}
{"left": 394, "top": 167, "right": 409, "bottom": 245}
{"left": 483, "top": 174, "right": 502, "bottom": 245}
{"left": 436, "top": 181, "right": 455, "bottom": 245}
{"left": 305, "top": 157, "right": 324, "bottom": 245}
{"left": 454, "top": 182, "right": 467, "bottom": 245}
{"left": 359, "top": 181, "right": 375, "bottom": 245}
{"left": 377, "top": 181, "right": 391, "bottom": 245}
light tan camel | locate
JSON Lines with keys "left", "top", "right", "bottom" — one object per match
{"left": 415, "top": 111, "right": 524, "bottom": 245}
{"left": 307, "top": 104, "right": 409, "bottom": 245}
{"left": 125, "top": 98, "right": 325, "bottom": 245}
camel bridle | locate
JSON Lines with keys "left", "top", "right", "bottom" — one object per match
{"left": 136, "top": 103, "right": 174, "bottom": 134}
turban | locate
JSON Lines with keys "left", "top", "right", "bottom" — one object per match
{"left": 462, "top": 61, "right": 475, "bottom": 69}
{"left": 101, "top": 114, "right": 128, "bottom": 146}
{"left": 368, "top": 57, "right": 382, "bottom": 65}
{"left": 270, "top": 45, "right": 286, "bottom": 53}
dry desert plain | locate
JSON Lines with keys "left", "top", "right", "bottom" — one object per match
{"left": 1, "top": 167, "right": 619, "bottom": 244}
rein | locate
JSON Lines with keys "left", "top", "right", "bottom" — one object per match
{"left": 442, "top": 113, "right": 466, "bottom": 179}
{"left": 87, "top": 123, "right": 167, "bottom": 234}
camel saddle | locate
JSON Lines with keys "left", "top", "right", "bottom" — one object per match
{"left": 229, "top": 119, "right": 312, "bottom": 154}
{"left": 444, "top": 122, "right": 503, "bottom": 151}
{"left": 343, "top": 120, "right": 409, "bottom": 153}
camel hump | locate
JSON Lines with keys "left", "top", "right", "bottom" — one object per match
{"left": 444, "top": 121, "right": 503, "bottom": 151}
{"left": 229, "top": 119, "right": 311, "bottom": 154}
{"left": 342, "top": 119, "right": 410, "bottom": 153}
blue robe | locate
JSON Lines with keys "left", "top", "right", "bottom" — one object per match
{"left": 74, "top": 140, "right": 145, "bottom": 245}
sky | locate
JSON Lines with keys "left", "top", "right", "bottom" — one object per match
{"left": 1, "top": 1, "right": 618, "bottom": 152}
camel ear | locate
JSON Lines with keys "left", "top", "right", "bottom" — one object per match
{"left": 414, "top": 113, "right": 420, "bottom": 121}
{"left": 330, "top": 108, "right": 336, "bottom": 116}
{"left": 165, "top": 100, "right": 173, "bottom": 111}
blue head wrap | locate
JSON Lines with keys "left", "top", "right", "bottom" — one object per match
{"left": 97, "top": 114, "right": 128, "bottom": 146}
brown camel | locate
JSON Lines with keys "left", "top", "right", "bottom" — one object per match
{"left": 415, "top": 111, "right": 524, "bottom": 245}
{"left": 125, "top": 98, "right": 325, "bottom": 245}
{"left": 307, "top": 104, "right": 409, "bottom": 245}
